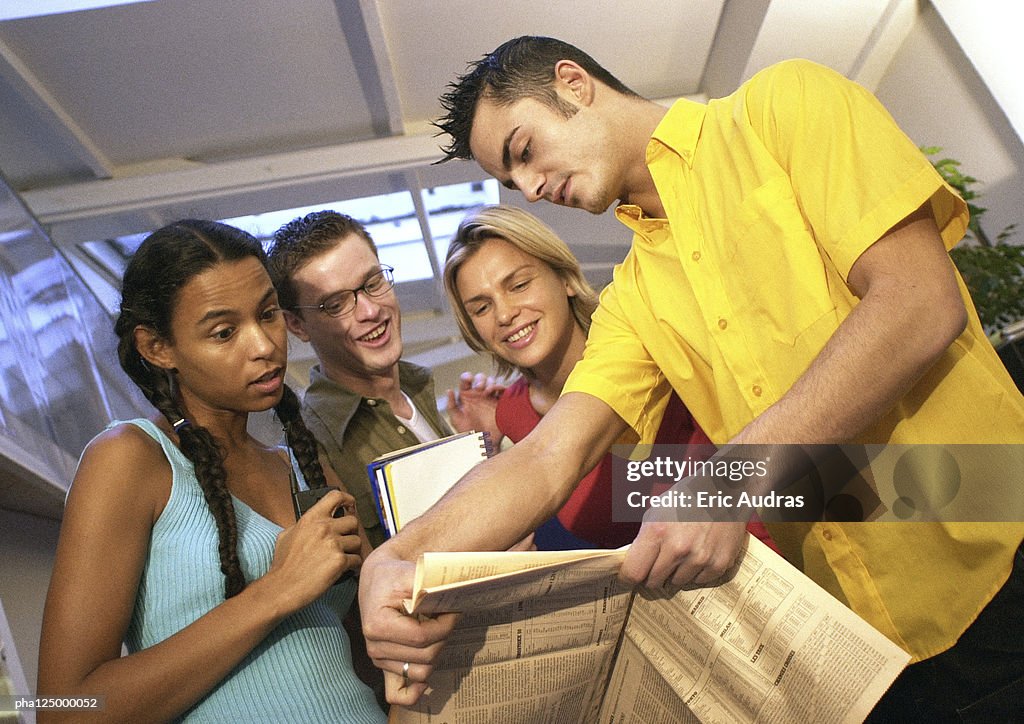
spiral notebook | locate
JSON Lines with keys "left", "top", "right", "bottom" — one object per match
{"left": 367, "top": 430, "right": 494, "bottom": 538}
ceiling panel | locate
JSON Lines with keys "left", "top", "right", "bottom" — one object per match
{"left": 746, "top": 0, "right": 897, "bottom": 81}
{"left": 0, "top": 0, "right": 920, "bottom": 215}
{"left": 381, "top": 0, "right": 727, "bottom": 129}
{"left": 0, "top": 69, "right": 97, "bottom": 189}
{"left": 0, "top": 0, "right": 377, "bottom": 173}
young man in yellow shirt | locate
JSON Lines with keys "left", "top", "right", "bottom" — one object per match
{"left": 361, "top": 37, "right": 1024, "bottom": 719}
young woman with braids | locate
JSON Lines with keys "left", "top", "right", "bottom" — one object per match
{"left": 37, "top": 220, "right": 386, "bottom": 722}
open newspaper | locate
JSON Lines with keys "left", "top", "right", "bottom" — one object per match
{"left": 390, "top": 535, "right": 910, "bottom": 723}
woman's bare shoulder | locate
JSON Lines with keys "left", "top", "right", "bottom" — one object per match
{"left": 70, "top": 419, "right": 173, "bottom": 516}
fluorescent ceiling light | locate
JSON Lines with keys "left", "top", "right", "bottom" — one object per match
{"left": 0, "top": 1, "right": 154, "bottom": 22}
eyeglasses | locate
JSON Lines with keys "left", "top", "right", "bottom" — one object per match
{"left": 292, "top": 266, "right": 395, "bottom": 318}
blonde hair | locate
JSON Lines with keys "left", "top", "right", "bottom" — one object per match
{"left": 444, "top": 205, "right": 598, "bottom": 378}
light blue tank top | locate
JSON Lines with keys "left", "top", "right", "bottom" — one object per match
{"left": 119, "top": 419, "right": 385, "bottom": 723}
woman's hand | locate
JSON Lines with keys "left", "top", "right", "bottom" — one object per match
{"left": 266, "top": 489, "right": 363, "bottom": 611}
{"left": 447, "top": 371, "right": 505, "bottom": 444}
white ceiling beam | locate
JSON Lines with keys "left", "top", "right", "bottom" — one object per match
{"left": 848, "top": 0, "right": 919, "bottom": 89}
{"left": 21, "top": 132, "right": 443, "bottom": 226}
{"left": 334, "top": 0, "right": 405, "bottom": 137}
{"left": 359, "top": 0, "right": 405, "bottom": 135}
{"left": 0, "top": 38, "right": 113, "bottom": 178}
{"left": 743, "top": 0, "right": 899, "bottom": 84}
{"left": 700, "top": 0, "right": 772, "bottom": 98}
{"left": 405, "top": 168, "right": 444, "bottom": 284}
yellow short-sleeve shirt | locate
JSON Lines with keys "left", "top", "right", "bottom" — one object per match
{"left": 564, "top": 59, "right": 1024, "bottom": 660}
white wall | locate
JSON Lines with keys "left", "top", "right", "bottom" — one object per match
{"left": 0, "top": 509, "right": 60, "bottom": 695}
{"left": 875, "top": 3, "right": 1024, "bottom": 244}
{"left": 930, "top": 0, "right": 1024, "bottom": 147}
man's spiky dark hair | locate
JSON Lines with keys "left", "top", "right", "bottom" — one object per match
{"left": 433, "top": 36, "right": 637, "bottom": 163}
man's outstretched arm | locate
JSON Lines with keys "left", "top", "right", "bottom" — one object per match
{"left": 359, "top": 391, "right": 628, "bottom": 703}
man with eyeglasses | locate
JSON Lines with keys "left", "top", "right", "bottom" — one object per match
{"left": 267, "top": 210, "right": 497, "bottom": 549}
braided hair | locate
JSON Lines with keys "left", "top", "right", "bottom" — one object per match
{"left": 115, "top": 219, "right": 327, "bottom": 598}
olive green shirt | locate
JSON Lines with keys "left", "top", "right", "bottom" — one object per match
{"left": 301, "top": 360, "right": 453, "bottom": 548}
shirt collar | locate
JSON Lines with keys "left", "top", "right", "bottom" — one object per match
{"left": 648, "top": 97, "right": 706, "bottom": 169}
{"left": 615, "top": 98, "right": 707, "bottom": 230}
{"left": 615, "top": 204, "right": 666, "bottom": 233}
{"left": 396, "top": 360, "right": 432, "bottom": 397}
{"left": 303, "top": 359, "right": 433, "bottom": 432}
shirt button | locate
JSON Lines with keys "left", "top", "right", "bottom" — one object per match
{"left": 718, "top": 318, "right": 728, "bottom": 330}
{"left": 752, "top": 385, "right": 762, "bottom": 397}
{"left": 691, "top": 250, "right": 701, "bottom": 262}
{"left": 822, "top": 529, "right": 833, "bottom": 541}
{"left": 367, "top": 399, "right": 377, "bottom": 407}
{"left": 396, "top": 425, "right": 407, "bottom": 435}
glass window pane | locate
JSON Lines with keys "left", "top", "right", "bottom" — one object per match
{"left": 70, "top": 178, "right": 500, "bottom": 327}
{"left": 378, "top": 240, "right": 432, "bottom": 282}
{"left": 421, "top": 179, "right": 499, "bottom": 266}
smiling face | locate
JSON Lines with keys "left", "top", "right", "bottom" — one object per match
{"left": 142, "top": 256, "right": 288, "bottom": 418}
{"left": 454, "top": 237, "right": 585, "bottom": 380}
{"left": 284, "top": 232, "right": 403, "bottom": 387}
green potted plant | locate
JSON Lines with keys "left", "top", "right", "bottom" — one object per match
{"left": 925, "top": 147, "right": 1024, "bottom": 338}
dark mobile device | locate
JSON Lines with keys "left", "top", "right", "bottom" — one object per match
{"left": 292, "top": 486, "right": 356, "bottom": 584}
{"left": 292, "top": 486, "right": 349, "bottom": 521}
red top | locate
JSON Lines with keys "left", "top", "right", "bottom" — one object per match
{"left": 495, "top": 377, "right": 779, "bottom": 552}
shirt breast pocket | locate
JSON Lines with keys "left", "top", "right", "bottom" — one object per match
{"left": 726, "top": 176, "right": 838, "bottom": 347}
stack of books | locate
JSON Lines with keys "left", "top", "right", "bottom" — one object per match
{"left": 366, "top": 430, "right": 494, "bottom": 538}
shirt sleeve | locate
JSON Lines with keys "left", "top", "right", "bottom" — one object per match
{"left": 563, "top": 261, "right": 673, "bottom": 443}
{"left": 742, "top": 59, "right": 968, "bottom": 278}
